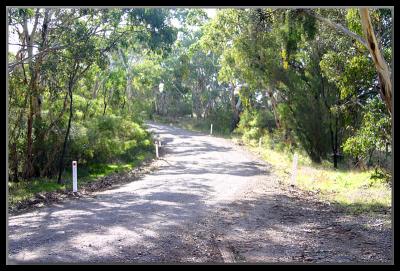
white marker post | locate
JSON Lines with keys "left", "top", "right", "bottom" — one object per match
{"left": 155, "top": 141, "right": 159, "bottom": 158}
{"left": 210, "top": 123, "right": 213, "bottom": 135}
{"left": 72, "top": 161, "right": 77, "bottom": 193}
{"left": 259, "top": 137, "right": 262, "bottom": 154}
{"left": 291, "top": 153, "right": 298, "bottom": 186}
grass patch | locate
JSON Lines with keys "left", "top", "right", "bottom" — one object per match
{"left": 229, "top": 132, "right": 391, "bottom": 215}
{"left": 294, "top": 166, "right": 390, "bottom": 213}
{"left": 8, "top": 179, "right": 67, "bottom": 206}
{"left": 8, "top": 151, "right": 153, "bottom": 207}
{"left": 246, "top": 138, "right": 391, "bottom": 214}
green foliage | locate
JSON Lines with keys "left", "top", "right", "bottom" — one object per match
{"left": 80, "top": 115, "right": 152, "bottom": 164}
{"left": 321, "top": 52, "right": 375, "bottom": 100}
{"left": 346, "top": 9, "right": 363, "bottom": 37}
{"left": 342, "top": 97, "right": 391, "bottom": 165}
{"left": 236, "top": 109, "right": 276, "bottom": 143}
{"left": 207, "top": 105, "right": 234, "bottom": 135}
{"left": 8, "top": 8, "right": 175, "bottom": 182}
{"left": 186, "top": 9, "right": 209, "bottom": 26}
{"left": 370, "top": 167, "right": 391, "bottom": 184}
{"left": 7, "top": 8, "right": 392, "bottom": 208}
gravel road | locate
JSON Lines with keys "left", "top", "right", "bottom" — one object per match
{"left": 7, "top": 122, "right": 392, "bottom": 264}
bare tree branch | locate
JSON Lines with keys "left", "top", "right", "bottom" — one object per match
{"left": 302, "top": 9, "right": 368, "bottom": 49}
{"left": 8, "top": 45, "right": 66, "bottom": 72}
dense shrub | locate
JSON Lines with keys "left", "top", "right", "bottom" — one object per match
{"left": 207, "top": 105, "right": 233, "bottom": 135}
{"left": 68, "top": 115, "right": 153, "bottom": 165}
{"left": 236, "top": 109, "right": 275, "bottom": 143}
{"left": 342, "top": 97, "right": 391, "bottom": 169}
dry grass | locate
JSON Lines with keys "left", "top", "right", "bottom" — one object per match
{"left": 239, "top": 136, "right": 391, "bottom": 214}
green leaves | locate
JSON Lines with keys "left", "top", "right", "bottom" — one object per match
{"left": 342, "top": 97, "right": 391, "bottom": 162}
{"left": 82, "top": 114, "right": 152, "bottom": 163}
{"left": 346, "top": 9, "right": 363, "bottom": 36}
{"left": 7, "top": 8, "right": 392, "bottom": 180}
{"left": 186, "top": 9, "right": 209, "bottom": 26}
{"left": 18, "top": 8, "right": 35, "bottom": 18}
{"left": 320, "top": 52, "right": 375, "bottom": 100}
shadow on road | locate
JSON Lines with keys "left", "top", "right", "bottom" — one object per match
{"left": 206, "top": 189, "right": 392, "bottom": 263}
{"left": 8, "top": 122, "right": 391, "bottom": 264}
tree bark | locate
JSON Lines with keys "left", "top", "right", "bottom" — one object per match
{"left": 302, "top": 9, "right": 367, "bottom": 48}
{"left": 192, "top": 80, "right": 203, "bottom": 119}
{"left": 31, "top": 9, "right": 53, "bottom": 176}
{"left": 57, "top": 63, "right": 79, "bottom": 184}
{"left": 319, "top": 58, "right": 339, "bottom": 169}
{"left": 22, "top": 9, "right": 52, "bottom": 179}
{"left": 22, "top": 9, "right": 40, "bottom": 179}
{"left": 103, "top": 101, "right": 107, "bottom": 116}
{"left": 302, "top": 9, "right": 392, "bottom": 115}
{"left": 359, "top": 8, "right": 392, "bottom": 116}
{"left": 23, "top": 89, "right": 35, "bottom": 179}
{"left": 230, "top": 84, "right": 240, "bottom": 131}
{"left": 333, "top": 115, "right": 339, "bottom": 168}
{"left": 10, "top": 143, "right": 19, "bottom": 182}
{"left": 266, "top": 88, "right": 281, "bottom": 129}
{"left": 57, "top": 83, "right": 74, "bottom": 184}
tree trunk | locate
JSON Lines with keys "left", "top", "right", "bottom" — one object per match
{"left": 10, "top": 143, "right": 19, "bottom": 182}
{"left": 83, "top": 100, "right": 90, "bottom": 120}
{"left": 359, "top": 8, "right": 392, "bottom": 116}
{"left": 192, "top": 83, "right": 202, "bottom": 119}
{"left": 310, "top": 150, "right": 322, "bottom": 164}
{"left": 22, "top": 9, "right": 49, "bottom": 179}
{"left": 266, "top": 88, "right": 281, "bottom": 129}
{"left": 56, "top": 62, "right": 82, "bottom": 184}
{"left": 303, "top": 9, "right": 392, "bottom": 115}
{"left": 103, "top": 101, "right": 107, "bottom": 116}
{"left": 55, "top": 60, "right": 92, "bottom": 184}
{"left": 321, "top": 74, "right": 338, "bottom": 169}
{"left": 333, "top": 115, "right": 339, "bottom": 168}
{"left": 229, "top": 84, "right": 239, "bottom": 131}
{"left": 57, "top": 87, "right": 73, "bottom": 184}
{"left": 23, "top": 61, "right": 41, "bottom": 179}
{"left": 23, "top": 96, "right": 35, "bottom": 179}
{"left": 102, "top": 84, "right": 108, "bottom": 116}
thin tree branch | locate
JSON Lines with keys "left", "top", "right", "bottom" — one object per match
{"left": 31, "top": 8, "right": 40, "bottom": 37}
{"left": 302, "top": 9, "right": 368, "bottom": 49}
{"left": 8, "top": 45, "right": 66, "bottom": 72}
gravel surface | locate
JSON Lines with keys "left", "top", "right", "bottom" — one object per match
{"left": 7, "top": 122, "right": 392, "bottom": 264}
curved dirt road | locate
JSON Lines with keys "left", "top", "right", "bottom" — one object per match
{"left": 8, "top": 122, "right": 391, "bottom": 263}
{"left": 8, "top": 122, "right": 270, "bottom": 263}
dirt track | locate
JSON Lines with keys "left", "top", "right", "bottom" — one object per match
{"left": 7, "top": 122, "right": 392, "bottom": 263}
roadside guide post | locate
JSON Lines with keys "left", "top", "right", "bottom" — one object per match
{"left": 291, "top": 153, "right": 298, "bottom": 186}
{"left": 72, "top": 161, "right": 78, "bottom": 193}
{"left": 155, "top": 141, "right": 159, "bottom": 158}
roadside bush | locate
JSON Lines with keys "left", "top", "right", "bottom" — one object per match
{"left": 208, "top": 105, "right": 233, "bottom": 135}
{"left": 342, "top": 97, "right": 391, "bottom": 170}
{"left": 68, "top": 114, "right": 153, "bottom": 165}
{"left": 69, "top": 122, "right": 92, "bottom": 163}
{"left": 236, "top": 109, "right": 275, "bottom": 143}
